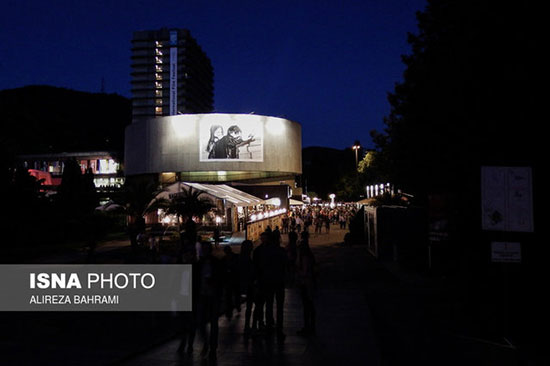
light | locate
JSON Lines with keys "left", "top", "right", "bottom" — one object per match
{"left": 215, "top": 216, "right": 222, "bottom": 224}
{"left": 352, "top": 140, "right": 361, "bottom": 167}
{"left": 265, "top": 119, "right": 285, "bottom": 135}
{"left": 250, "top": 214, "right": 257, "bottom": 221}
{"left": 171, "top": 118, "right": 194, "bottom": 138}
{"left": 329, "top": 193, "right": 336, "bottom": 208}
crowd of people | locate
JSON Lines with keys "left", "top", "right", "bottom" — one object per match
{"left": 174, "top": 204, "right": 357, "bottom": 361}
{"left": 177, "top": 224, "right": 321, "bottom": 361}
{"left": 282, "top": 205, "right": 357, "bottom": 234}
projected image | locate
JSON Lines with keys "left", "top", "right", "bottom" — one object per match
{"left": 200, "top": 118, "right": 263, "bottom": 161}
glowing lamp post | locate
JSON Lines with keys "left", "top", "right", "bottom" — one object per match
{"left": 329, "top": 193, "right": 336, "bottom": 208}
{"left": 352, "top": 140, "right": 361, "bottom": 167}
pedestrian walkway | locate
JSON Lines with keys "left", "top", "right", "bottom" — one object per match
{"left": 117, "top": 226, "right": 380, "bottom": 366}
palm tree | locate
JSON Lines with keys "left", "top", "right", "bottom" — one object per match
{"left": 165, "top": 186, "right": 214, "bottom": 223}
{"left": 165, "top": 186, "right": 215, "bottom": 245}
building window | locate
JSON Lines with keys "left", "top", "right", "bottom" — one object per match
{"left": 155, "top": 73, "right": 162, "bottom": 81}
{"left": 155, "top": 89, "right": 163, "bottom": 97}
{"left": 155, "top": 56, "right": 163, "bottom": 64}
{"left": 155, "top": 65, "right": 163, "bottom": 72}
{"left": 155, "top": 41, "right": 162, "bottom": 47}
{"left": 155, "top": 81, "right": 162, "bottom": 89}
{"left": 155, "top": 99, "right": 163, "bottom": 106}
{"left": 155, "top": 49, "right": 163, "bottom": 56}
{"left": 155, "top": 107, "right": 163, "bottom": 115}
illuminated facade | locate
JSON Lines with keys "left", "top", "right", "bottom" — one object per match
{"left": 19, "top": 151, "right": 125, "bottom": 189}
{"left": 131, "top": 28, "right": 214, "bottom": 119}
{"left": 125, "top": 113, "right": 302, "bottom": 185}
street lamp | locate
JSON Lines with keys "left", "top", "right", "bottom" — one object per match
{"left": 352, "top": 140, "right": 361, "bottom": 167}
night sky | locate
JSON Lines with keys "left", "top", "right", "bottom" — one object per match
{"left": 0, "top": 0, "right": 426, "bottom": 149}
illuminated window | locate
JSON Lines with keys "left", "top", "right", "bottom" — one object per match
{"left": 155, "top": 57, "right": 163, "bottom": 64}
{"left": 155, "top": 81, "right": 162, "bottom": 89}
{"left": 155, "top": 73, "right": 162, "bottom": 81}
{"left": 155, "top": 99, "right": 163, "bottom": 106}
{"left": 155, "top": 107, "right": 163, "bottom": 115}
{"left": 155, "top": 65, "right": 163, "bottom": 72}
{"left": 155, "top": 89, "right": 163, "bottom": 97}
{"left": 155, "top": 49, "right": 163, "bottom": 56}
{"left": 155, "top": 41, "right": 161, "bottom": 47}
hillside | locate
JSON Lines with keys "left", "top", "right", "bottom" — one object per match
{"left": 0, "top": 85, "right": 131, "bottom": 155}
{"left": 302, "top": 146, "right": 357, "bottom": 199}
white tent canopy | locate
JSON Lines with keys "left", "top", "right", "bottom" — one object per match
{"left": 289, "top": 198, "right": 304, "bottom": 206}
{"left": 154, "top": 182, "right": 264, "bottom": 207}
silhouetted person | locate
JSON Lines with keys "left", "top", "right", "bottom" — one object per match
{"left": 282, "top": 216, "right": 289, "bottom": 234}
{"left": 222, "top": 245, "right": 240, "bottom": 319}
{"left": 273, "top": 226, "right": 281, "bottom": 244}
{"left": 259, "top": 231, "right": 287, "bottom": 342}
{"left": 239, "top": 240, "right": 255, "bottom": 334}
{"left": 286, "top": 228, "right": 298, "bottom": 286}
{"left": 178, "top": 248, "right": 198, "bottom": 356}
{"left": 196, "top": 242, "right": 222, "bottom": 360}
{"left": 252, "top": 231, "right": 269, "bottom": 334}
{"left": 213, "top": 227, "right": 221, "bottom": 248}
{"left": 296, "top": 235, "right": 316, "bottom": 336}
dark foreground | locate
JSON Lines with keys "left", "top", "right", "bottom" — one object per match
{"left": 1, "top": 226, "right": 536, "bottom": 365}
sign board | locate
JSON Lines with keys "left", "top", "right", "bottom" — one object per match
{"left": 481, "top": 166, "right": 533, "bottom": 232}
{"left": 169, "top": 30, "right": 178, "bottom": 115}
{"left": 491, "top": 242, "right": 521, "bottom": 263}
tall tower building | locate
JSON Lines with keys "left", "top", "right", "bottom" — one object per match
{"left": 131, "top": 28, "right": 214, "bottom": 119}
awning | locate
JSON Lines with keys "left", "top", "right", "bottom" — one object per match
{"left": 159, "top": 182, "right": 264, "bottom": 207}
{"left": 289, "top": 199, "right": 304, "bottom": 205}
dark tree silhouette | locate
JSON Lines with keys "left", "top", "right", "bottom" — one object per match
{"left": 372, "top": 0, "right": 538, "bottom": 202}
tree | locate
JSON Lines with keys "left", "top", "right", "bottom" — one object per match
{"left": 372, "top": 0, "right": 538, "bottom": 203}
{"left": 165, "top": 187, "right": 215, "bottom": 245}
{"left": 56, "top": 159, "right": 98, "bottom": 215}
{"left": 165, "top": 187, "right": 214, "bottom": 223}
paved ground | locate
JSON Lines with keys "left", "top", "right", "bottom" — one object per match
{"left": 2, "top": 224, "right": 536, "bottom": 365}
{"left": 117, "top": 226, "right": 380, "bottom": 366}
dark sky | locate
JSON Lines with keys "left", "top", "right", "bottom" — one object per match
{"left": 0, "top": 0, "right": 426, "bottom": 149}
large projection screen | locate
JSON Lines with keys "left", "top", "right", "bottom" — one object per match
{"left": 199, "top": 116, "right": 263, "bottom": 162}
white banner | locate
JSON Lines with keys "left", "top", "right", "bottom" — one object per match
{"left": 169, "top": 31, "right": 178, "bottom": 115}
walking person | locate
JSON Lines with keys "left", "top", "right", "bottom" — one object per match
{"left": 296, "top": 234, "right": 317, "bottom": 336}
{"left": 251, "top": 232, "right": 269, "bottom": 335}
{"left": 325, "top": 216, "right": 331, "bottom": 234}
{"left": 239, "top": 240, "right": 255, "bottom": 335}
{"left": 178, "top": 247, "right": 198, "bottom": 356}
{"left": 196, "top": 242, "right": 223, "bottom": 360}
{"left": 259, "top": 231, "right": 287, "bottom": 342}
{"left": 286, "top": 227, "right": 298, "bottom": 287}
{"left": 221, "top": 245, "right": 241, "bottom": 319}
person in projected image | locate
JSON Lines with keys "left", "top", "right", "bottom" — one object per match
{"left": 209, "top": 125, "right": 255, "bottom": 159}
{"left": 206, "top": 125, "right": 224, "bottom": 159}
